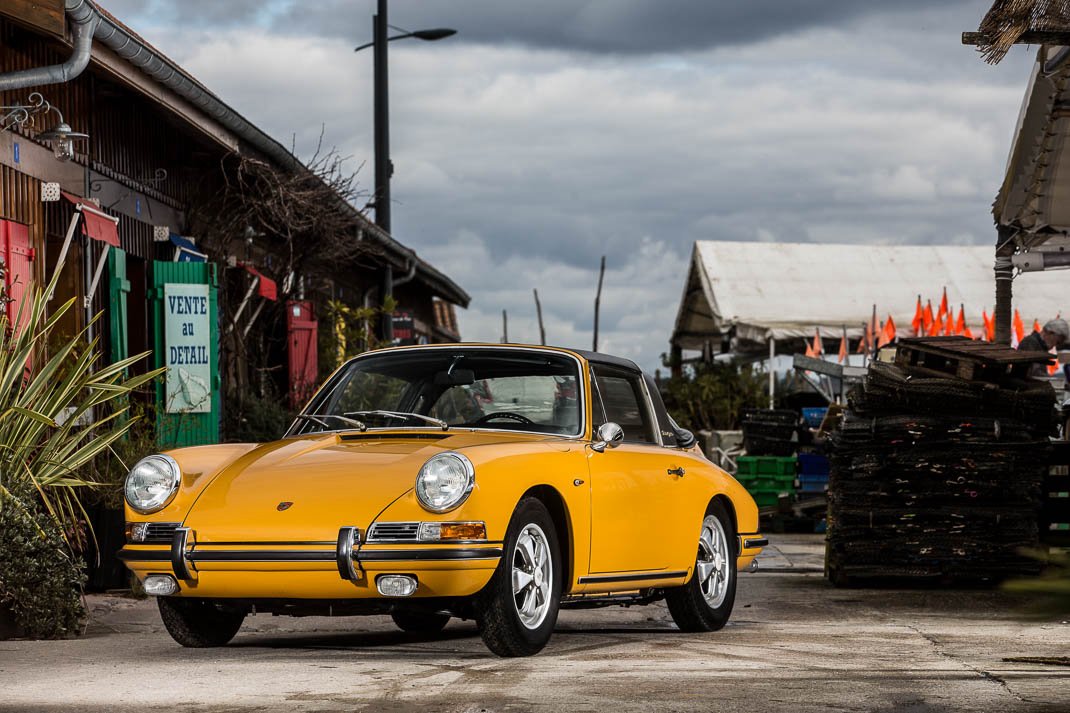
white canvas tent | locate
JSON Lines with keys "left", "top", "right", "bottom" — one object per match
{"left": 671, "top": 240, "right": 1070, "bottom": 356}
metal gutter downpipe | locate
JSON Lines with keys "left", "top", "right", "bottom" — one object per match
{"left": 0, "top": 0, "right": 99, "bottom": 91}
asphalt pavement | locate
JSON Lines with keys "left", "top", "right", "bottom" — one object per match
{"left": 1, "top": 534, "right": 1067, "bottom": 712}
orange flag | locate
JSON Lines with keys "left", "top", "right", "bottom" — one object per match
{"left": 928, "top": 313, "right": 943, "bottom": 336}
{"left": 911, "top": 296, "right": 923, "bottom": 336}
{"left": 923, "top": 300, "right": 935, "bottom": 332}
{"left": 805, "top": 342, "right": 815, "bottom": 358}
{"left": 954, "top": 306, "right": 966, "bottom": 336}
{"left": 937, "top": 288, "right": 949, "bottom": 322}
{"left": 812, "top": 327, "right": 823, "bottom": 356}
{"left": 837, "top": 334, "right": 848, "bottom": 363}
{"left": 856, "top": 322, "right": 869, "bottom": 354}
{"left": 944, "top": 312, "right": 955, "bottom": 336}
{"left": 878, "top": 315, "right": 897, "bottom": 347}
{"left": 1013, "top": 309, "right": 1025, "bottom": 346}
{"left": 1048, "top": 351, "right": 1060, "bottom": 376}
{"left": 982, "top": 310, "right": 995, "bottom": 342}
{"left": 964, "top": 325, "right": 975, "bottom": 339}
{"left": 1033, "top": 319, "right": 1042, "bottom": 334}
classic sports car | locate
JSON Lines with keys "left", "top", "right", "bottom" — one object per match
{"left": 120, "top": 344, "right": 765, "bottom": 656}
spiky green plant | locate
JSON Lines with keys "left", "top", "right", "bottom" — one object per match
{"left": 0, "top": 265, "right": 164, "bottom": 550}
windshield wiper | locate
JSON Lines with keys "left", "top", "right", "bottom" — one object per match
{"left": 344, "top": 410, "right": 450, "bottom": 431}
{"left": 295, "top": 413, "right": 367, "bottom": 431}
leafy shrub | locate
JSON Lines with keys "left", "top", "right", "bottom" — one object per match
{"left": 0, "top": 480, "right": 85, "bottom": 638}
{"left": 662, "top": 362, "right": 768, "bottom": 431}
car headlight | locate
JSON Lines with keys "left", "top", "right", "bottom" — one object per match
{"left": 415, "top": 452, "right": 474, "bottom": 513}
{"left": 124, "top": 455, "right": 181, "bottom": 514}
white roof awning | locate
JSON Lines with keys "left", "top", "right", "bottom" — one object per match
{"left": 672, "top": 240, "right": 1070, "bottom": 354}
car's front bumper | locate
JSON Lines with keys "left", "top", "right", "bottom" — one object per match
{"left": 118, "top": 527, "right": 502, "bottom": 599}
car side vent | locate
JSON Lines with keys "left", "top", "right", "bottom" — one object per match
{"left": 144, "top": 522, "right": 180, "bottom": 543}
{"left": 368, "top": 522, "right": 420, "bottom": 542}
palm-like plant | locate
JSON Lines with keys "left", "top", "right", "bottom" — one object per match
{"left": 0, "top": 265, "right": 163, "bottom": 548}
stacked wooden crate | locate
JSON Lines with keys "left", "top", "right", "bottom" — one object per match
{"left": 827, "top": 337, "right": 1055, "bottom": 585}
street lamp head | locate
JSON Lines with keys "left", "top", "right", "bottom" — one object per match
{"left": 410, "top": 28, "right": 457, "bottom": 41}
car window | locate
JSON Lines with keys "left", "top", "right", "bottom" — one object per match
{"left": 332, "top": 370, "right": 409, "bottom": 414}
{"left": 592, "top": 366, "right": 656, "bottom": 443}
{"left": 429, "top": 374, "right": 580, "bottom": 434}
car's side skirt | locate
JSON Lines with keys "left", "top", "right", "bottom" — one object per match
{"left": 577, "top": 570, "right": 688, "bottom": 585}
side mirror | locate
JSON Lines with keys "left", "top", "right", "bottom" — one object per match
{"left": 591, "top": 422, "right": 624, "bottom": 453}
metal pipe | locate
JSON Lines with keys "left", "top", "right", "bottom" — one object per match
{"left": 0, "top": 1, "right": 99, "bottom": 91}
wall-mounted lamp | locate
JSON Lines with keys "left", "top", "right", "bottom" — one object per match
{"left": 0, "top": 92, "right": 88, "bottom": 162}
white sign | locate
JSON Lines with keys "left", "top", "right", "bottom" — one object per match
{"left": 164, "top": 283, "right": 211, "bottom": 413}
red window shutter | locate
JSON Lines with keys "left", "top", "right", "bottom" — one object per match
{"left": 0, "top": 219, "right": 33, "bottom": 337}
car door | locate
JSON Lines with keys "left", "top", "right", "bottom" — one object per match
{"left": 586, "top": 365, "right": 681, "bottom": 574}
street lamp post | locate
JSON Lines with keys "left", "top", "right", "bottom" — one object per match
{"left": 357, "top": 0, "right": 455, "bottom": 343}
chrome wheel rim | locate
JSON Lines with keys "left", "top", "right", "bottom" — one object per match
{"left": 696, "top": 515, "right": 731, "bottom": 609}
{"left": 511, "top": 523, "right": 553, "bottom": 630}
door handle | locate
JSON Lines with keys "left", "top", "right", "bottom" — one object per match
{"left": 667, "top": 467, "right": 685, "bottom": 477}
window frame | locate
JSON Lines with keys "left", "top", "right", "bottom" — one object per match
{"left": 589, "top": 363, "right": 662, "bottom": 446}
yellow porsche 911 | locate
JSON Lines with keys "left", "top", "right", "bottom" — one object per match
{"left": 120, "top": 344, "right": 765, "bottom": 656}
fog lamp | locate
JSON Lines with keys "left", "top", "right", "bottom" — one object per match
{"left": 376, "top": 574, "right": 418, "bottom": 597}
{"left": 143, "top": 574, "right": 179, "bottom": 596}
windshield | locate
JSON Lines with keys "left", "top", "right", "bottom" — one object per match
{"left": 290, "top": 348, "right": 583, "bottom": 437}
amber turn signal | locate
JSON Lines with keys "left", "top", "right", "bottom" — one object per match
{"left": 417, "top": 521, "right": 487, "bottom": 542}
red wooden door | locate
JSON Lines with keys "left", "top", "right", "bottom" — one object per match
{"left": 0, "top": 219, "right": 34, "bottom": 337}
{"left": 287, "top": 301, "right": 318, "bottom": 409}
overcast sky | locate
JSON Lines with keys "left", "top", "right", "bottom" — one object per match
{"left": 100, "top": 0, "right": 1035, "bottom": 372}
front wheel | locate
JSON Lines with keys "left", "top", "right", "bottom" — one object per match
{"left": 477, "top": 497, "right": 561, "bottom": 657}
{"left": 158, "top": 597, "right": 246, "bottom": 647}
{"left": 665, "top": 502, "right": 737, "bottom": 632}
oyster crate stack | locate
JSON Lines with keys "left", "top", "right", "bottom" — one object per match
{"left": 826, "top": 337, "right": 1055, "bottom": 585}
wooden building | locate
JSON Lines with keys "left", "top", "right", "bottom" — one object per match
{"left": 0, "top": 1, "right": 469, "bottom": 446}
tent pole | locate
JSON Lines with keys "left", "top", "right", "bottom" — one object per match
{"left": 994, "top": 226, "right": 1015, "bottom": 345}
{"left": 768, "top": 336, "right": 775, "bottom": 410}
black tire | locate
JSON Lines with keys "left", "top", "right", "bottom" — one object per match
{"left": 477, "top": 497, "right": 562, "bottom": 657}
{"left": 157, "top": 597, "right": 246, "bottom": 648}
{"left": 391, "top": 610, "right": 450, "bottom": 633}
{"left": 665, "top": 501, "right": 737, "bottom": 632}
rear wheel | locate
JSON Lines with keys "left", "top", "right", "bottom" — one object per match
{"left": 477, "top": 497, "right": 561, "bottom": 657}
{"left": 391, "top": 610, "right": 450, "bottom": 633}
{"left": 158, "top": 597, "right": 246, "bottom": 648}
{"left": 665, "top": 502, "right": 737, "bottom": 632}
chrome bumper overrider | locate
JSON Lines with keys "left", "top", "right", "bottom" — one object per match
{"left": 117, "top": 525, "right": 503, "bottom": 583}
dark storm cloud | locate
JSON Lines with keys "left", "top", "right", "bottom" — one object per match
{"left": 104, "top": 0, "right": 983, "bottom": 55}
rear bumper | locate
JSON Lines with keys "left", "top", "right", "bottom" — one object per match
{"left": 118, "top": 528, "right": 501, "bottom": 599}
{"left": 736, "top": 532, "right": 766, "bottom": 571}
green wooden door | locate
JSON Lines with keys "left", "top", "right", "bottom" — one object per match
{"left": 108, "top": 248, "right": 130, "bottom": 366}
{"left": 151, "top": 261, "right": 220, "bottom": 448}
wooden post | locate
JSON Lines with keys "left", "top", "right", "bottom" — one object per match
{"left": 533, "top": 288, "right": 546, "bottom": 345}
{"left": 501, "top": 309, "right": 508, "bottom": 344}
{"left": 768, "top": 337, "right": 775, "bottom": 410}
{"left": 593, "top": 255, "right": 605, "bottom": 352}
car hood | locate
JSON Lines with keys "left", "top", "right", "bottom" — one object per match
{"left": 180, "top": 430, "right": 561, "bottom": 543}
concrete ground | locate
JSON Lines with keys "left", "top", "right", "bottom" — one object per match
{"left": 2, "top": 534, "right": 1068, "bottom": 713}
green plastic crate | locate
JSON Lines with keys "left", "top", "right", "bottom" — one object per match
{"left": 736, "top": 456, "right": 797, "bottom": 478}
{"left": 736, "top": 474, "right": 796, "bottom": 492}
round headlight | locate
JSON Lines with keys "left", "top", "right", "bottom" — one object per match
{"left": 124, "top": 455, "right": 181, "bottom": 514}
{"left": 416, "top": 452, "right": 474, "bottom": 513}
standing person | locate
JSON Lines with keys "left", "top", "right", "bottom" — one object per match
{"left": 1018, "top": 318, "right": 1069, "bottom": 352}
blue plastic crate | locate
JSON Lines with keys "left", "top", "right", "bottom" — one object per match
{"left": 797, "top": 453, "right": 830, "bottom": 476}
{"left": 801, "top": 407, "right": 828, "bottom": 429}
{"left": 797, "top": 473, "right": 828, "bottom": 494}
